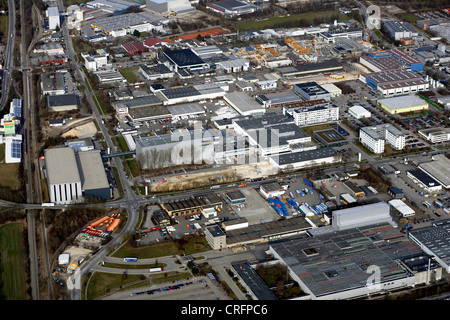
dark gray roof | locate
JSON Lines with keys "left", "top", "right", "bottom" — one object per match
{"left": 163, "top": 49, "right": 206, "bottom": 67}
{"left": 274, "top": 147, "right": 337, "bottom": 166}
{"left": 47, "top": 94, "right": 79, "bottom": 107}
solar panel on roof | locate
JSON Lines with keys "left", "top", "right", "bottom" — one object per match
{"left": 11, "top": 141, "right": 21, "bottom": 159}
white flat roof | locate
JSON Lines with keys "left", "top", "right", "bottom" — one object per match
{"left": 377, "top": 95, "right": 428, "bottom": 110}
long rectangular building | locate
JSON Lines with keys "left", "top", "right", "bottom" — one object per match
{"left": 359, "top": 69, "right": 428, "bottom": 96}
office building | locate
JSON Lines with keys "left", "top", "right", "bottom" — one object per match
{"left": 41, "top": 72, "right": 65, "bottom": 95}
{"left": 292, "top": 103, "right": 339, "bottom": 127}
{"left": 359, "top": 124, "right": 405, "bottom": 154}
{"left": 205, "top": 225, "right": 226, "bottom": 250}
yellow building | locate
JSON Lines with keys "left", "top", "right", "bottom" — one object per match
{"left": 377, "top": 95, "right": 428, "bottom": 114}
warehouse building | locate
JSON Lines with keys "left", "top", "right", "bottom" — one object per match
{"left": 75, "top": 150, "right": 111, "bottom": 201}
{"left": 331, "top": 202, "right": 395, "bottom": 231}
{"left": 139, "top": 63, "right": 174, "bottom": 80}
{"left": 418, "top": 127, "right": 450, "bottom": 144}
{"left": 409, "top": 219, "right": 450, "bottom": 272}
{"left": 349, "top": 105, "right": 371, "bottom": 119}
{"left": 277, "top": 60, "right": 343, "bottom": 78}
{"left": 259, "top": 182, "right": 286, "bottom": 199}
{"left": 232, "top": 113, "right": 312, "bottom": 156}
{"left": 225, "top": 190, "right": 246, "bottom": 204}
{"left": 368, "top": 49, "right": 423, "bottom": 72}
{"left": 376, "top": 95, "right": 428, "bottom": 115}
{"left": 47, "top": 7, "right": 60, "bottom": 30}
{"left": 224, "top": 92, "right": 265, "bottom": 116}
{"left": 388, "top": 199, "right": 415, "bottom": 217}
{"left": 359, "top": 124, "right": 405, "bottom": 154}
{"left": 418, "top": 154, "right": 450, "bottom": 189}
{"left": 44, "top": 147, "right": 111, "bottom": 204}
{"left": 383, "top": 21, "right": 419, "bottom": 41}
{"left": 86, "top": 0, "right": 141, "bottom": 14}
{"left": 146, "top": 0, "right": 193, "bottom": 14}
{"left": 406, "top": 169, "right": 442, "bottom": 193}
{"left": 41, "top": 72, "right": 65, "bottom": 95}
{"left": 159, "top": 83, "right": 225, "bottom": 106}
{"left": 160, "top": 193, "right": 222, "bottom": 217}
{"left": 268, "top": 147, "right": 339, "bottom": 171}
{"left": 359, "top": 54, "right": 408, "bottom": 72}
{"left": 359, "top": 69, "right": 428, "bottom": 96}
{"left": 47, "top": 94, "right": 79, "bottom": 112}
{"left": 90, "top": 11, "right": 168, "bottom": 37}
{"left": 163, "top": 49, "right": 208, "bottom": 73}
{"left": 44, "top": 147, "right": 82, "bottom": 204}
{"left": 231, "top": 261, "right": 278, "bottom": 300}
{"left": 293, "top": 82, "right": 331, "bottom": 101}
{"left": 121, "top": 41, "right": 147, "bottom": 56}
{"left": 206, "top": 0, "right": 258, "bottom": 16}
{"left": 267, "top": 223, "right": 423, "bottom": 300}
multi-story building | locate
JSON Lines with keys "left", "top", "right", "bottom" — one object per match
{"left": 47, "top": 7, "right": 60, "bottom": 30}
{"left": 359, "top": 124, "right": 405, "bottom": 154}
{"left": 292, "top": 103, "right": 339, "bottom": 127}
{"left": 293, "top": 82, "right": 331, "bottom": 101}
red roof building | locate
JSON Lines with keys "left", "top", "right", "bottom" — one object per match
{"left": 121, "top": 41, "right": 147, "bottom": 56}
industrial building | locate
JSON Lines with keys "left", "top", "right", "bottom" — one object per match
{"left": 418, "top": 127, "right": 450, "bottom": 144}
{"left": 232, "top": 113, "right": 312, "bottom": 156}
{"left": 81, "top": 52, "right": 110, "bottom": 72}
{"left": 146, "top": 0, "right": 193, "bottom": 13}
{"left": 44, "top": 147, "right": 82, "bottom": 204}
{"left": 139, "top": 64, "right": 174, "bottom": 80}
{"left": 365, "top": 49, "right": 423, "bottom": 72}
{"left": 331, "top": 202, "right": 395, "bottom": 231}
{"left": 121, "top": 41, "right": 147, "bottom": 56}
{"left": 90, "top": 11, "right": 168, "bottom": 37}
{"left": 206, "top": 0, "right": 258, "bottom": 16}
{"left": 47, "top": 94, "right": 80, "bottom": 112}
{"left": 135, "top": 127, "right": 219, "bottom": 170}
{"left": 46, "top": 7, "right": 60, "bottom": 30}
{"left": 85, "top": 0, "right": 141, "bottom": 15}
{"left": 268, "top": 147, "right": 339, "bottom": 171}
{"left": 277, "top": 60, "right": 343, "bottom": 78}
{"left": 383, "top": 21, "right": 419, "bottom": 41}
{"left": 409, "top": 219, "right": 450, "bottom": 272}
{"left": 388, "top": 199, "right": 415, "bottom": 217}
{"left": 160, "top": 193, "right": 222, "bottom": 217}
{"left": 376, "top": 95, "right": 428, "bottom": 115}
{"left": 293, "top": 82, "right": 331, "bottom": 101}
{"left": 225, "top": 190, "right": 246, "bottom": 204}
{"left": 231, "top": 261, "right": 278, "bottom": 300}
{"left": 418, "top": 154, "right": 450, "bottom": 189}
{"left": 41, "top": 72, "right": 65, "bottom": 95}
{"left": 406, "top": 169, "right": 442, "bottom": 193}
{"left": 44, "top": 147, "right": 111, "bottom": 204}
{"left": 268, "top": 223, "right": 426, "bottom": 300}
{"left": 159, "top": 83, "right": 225, "bottom": 105}
{"left": 163, "top": 49, "right": 208, "bottom": 73}
{"left": 359, "top": 124, "right": 405, "bottom": 154}
{"left": 349, "top": 105, "right": 371, "bottom": 119}
{"left": 205, "top": 225, "right": 226, "bottom": 250}
{"left": 259, "top": 182, "right": 286, "bottom": 199}
{"left": 359, "top": 69, "right": 428, "bottom": 96}
{"left": 224, "top": 92, "right": 265, "bottom": 116}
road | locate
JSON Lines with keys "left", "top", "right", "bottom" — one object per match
{"left": 0, "top": 0, "right": 16, "bottom": 110}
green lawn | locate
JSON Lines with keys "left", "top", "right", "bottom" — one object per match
{"left": 0, "top": 223, "right": 27, "bottom": 300}
{"left": 119, "top": 66, "right": 139, "bottom": 83}
{"left": 112, "top": 240, "right": 180, "bottom": 259}
{"left": 235, "top": 10, "right": 349, "bottom": 31}
{"left": 401, "top": 14, "right": 421, "bottom": 24}
{"left": 86, "top": 272, "right": 144, "bottom": 300}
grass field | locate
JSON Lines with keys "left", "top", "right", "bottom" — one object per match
{"left": 0, "top": 163, "right": 20, "bottom": 190}
{"left": 113, "top": 240, "right": 180, "bottom": 259}
{"left": 0, "top": 223, "right": 27, "bottom": 300}
{"left": 235, "top": 10, "right": 349, "bottom": 31}
{"left": 119, "top": 66, "right": 139, "bottom": 83}
{"left": 401, "top": 13, "right": 421, "bottom": 24}
{"left": 87, "top": 272, "right": 144, "bottom": 300}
